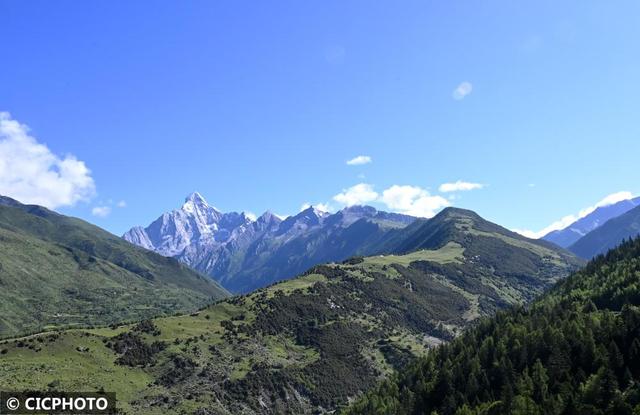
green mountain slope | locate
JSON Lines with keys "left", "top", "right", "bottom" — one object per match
{"left": 346, "top": 237, "right": 640, "bottom": 415}
{"left": 0, "top": 208, "right": 581, "bottom": 414}
{"left": 570, "top": 204, "right": 640, "bottom": 259}
{"left": 0, "top": 196, "right": 229, "bottom": 337}
{"left": 375, "top": 207, "right": 584, "bottom": 302}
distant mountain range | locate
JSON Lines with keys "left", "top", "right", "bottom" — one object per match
{"left": 0, "top": 195, "right": 228, "bottom": 337}
{"left": 2, "top": 206, "right": 583, "bottom": 414}
{"left": 542, "top": 196, "right": 640, "bottom": 248}
{"left": 541, "top": 195, "right": 640, "bottom": 259}
{"left": 124, "top": 192, "right": 415, "bottom": 292}
{"left": 569, "top": 204, "right": 640, "bottom": 259}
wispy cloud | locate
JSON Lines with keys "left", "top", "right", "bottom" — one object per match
{"left": 91, "top": 206, "right": 111, "bottom": 217}
{"left": 452, "top": 81, "right": 473, "bottom": 100}
{"left": 244, "top": 211, "right": 257, "bottom": 221}
{"left": 116, "top": 200, "right": 127, "bottom": 208}
{"left": 514, "top": 191, "right": 635, "bottom": 239}
{"left": 439, "top": 180, "right": 484, "bottom": 193}
{"left": 346, "top": 155, "right": 372, "bottom": 166}
{"left": 0, "top": 112, "right": 95, "bottom": 209}
{"left": 380, "top": 185, "right": 450, "bottom": 218}
{"left": 582, "top": 191, "right": 633, "bottom": 215}
{"left": 333, "top": 183, "right": 378, "bottom": 206}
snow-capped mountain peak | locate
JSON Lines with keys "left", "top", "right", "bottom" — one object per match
{"left": 182, "top": 191, "right": 219, "bottom": 213}
{"left": 123, "top": 196, "right": 416, "bottom": 293}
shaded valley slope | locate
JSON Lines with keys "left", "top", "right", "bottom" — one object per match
{"left": 0, "top": 196, "right": 228, "bottom": 337}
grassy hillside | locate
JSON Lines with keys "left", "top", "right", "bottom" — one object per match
{"left": 0, "top": 196, "right": 228, "bottom": 337}
{"left": 376, "top": 208, "right": 584, "bottom": 302}
{"left": 346, "top": 237, "right": 640, "bottom": 415}
{"left": 0, "top": 212, "right": 581, "bottom": 414}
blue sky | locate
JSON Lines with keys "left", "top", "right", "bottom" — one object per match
{"left": 1, "top": 1, "right": 639, "bottom": 236}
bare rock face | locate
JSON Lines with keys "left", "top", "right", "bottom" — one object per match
{"left": 123, "top": 192, "right": 415, "bottom": 293}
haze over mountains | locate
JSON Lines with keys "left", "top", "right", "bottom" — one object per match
{"left": 124, "top": 192, "right": 415, "bottom": 292}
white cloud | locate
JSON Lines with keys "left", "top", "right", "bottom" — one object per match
{"left": 439, "top": 180, "right": 484, "bottom": 193}
{"left": 514, "top": 191, "right": 635, "bottom": 239}
{"left": 0, "top": 112, "right": 95, "bottom": 209}
{"left": 452, "top": 81, "right": 473, "bottom": 100}
{"left": 116, "top": 200, "right": 127, "bottom": 208}
{"left": 333, "top": 183, "right": 379, "bottom": 206}
{"left": 315, "top": 203, "right": 332, "bottom": 212}
{"left": 244, "top": 211, "right": 257, "bottom": 221}
{"left": 578, "top": 191, "right": 633, "bottom": 217}
{"left": 300, "top": 202, "right": 333, "bottom": 213}
{"left": 513, "top": 214, "right": 577, "bottom": 239}
{"left": 380, "top": 185, "right": 450, "bottom": 218}
{"left": 91, "top": 206, "right": 111, "bottom": 217}
{"left": 346, "top": 155, "right": 372, "bottom": 166}
{"left": 511, "top": 229, "right": 540, "bottom": 239}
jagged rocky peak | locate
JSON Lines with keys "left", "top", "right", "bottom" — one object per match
{"left": 257, "top": 210, "right": 283, "bottom": 224}
{"left": 185, "top": 191, "right": 207, "bottom": 204}
{"left": 182, "top": 191, "right": 219, "bottom": 213}
{"left": 307, "top": 205, "right": 330, "bottom": 218}
{"left": 123, "top": 195, "right": 420, "bottom": 292}
{"left": 296, "top": 205, "right": 330, "bottom": 223}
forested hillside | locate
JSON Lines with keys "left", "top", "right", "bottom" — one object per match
{"left": 346, "top": 237, "right": 640, "bottom": 415}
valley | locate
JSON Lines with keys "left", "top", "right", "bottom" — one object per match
{"left": 0, "top": 207, "right": 581, "bottom": 414}
{"left": 2, "top": 4, "right": 638, "bottom": 413}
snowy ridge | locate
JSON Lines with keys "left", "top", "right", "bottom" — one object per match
{"left": 123, "top": 192, "right": 415, "bottom": 292}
